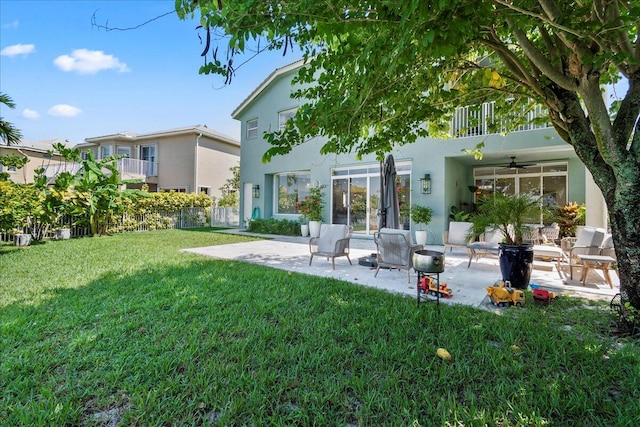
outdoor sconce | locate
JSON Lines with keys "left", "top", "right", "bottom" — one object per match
{"left": 252, "top": 185, "right": 260, "bottom": 198}
{"left": 420, "top": 174, "right": 431, "bottom": 194}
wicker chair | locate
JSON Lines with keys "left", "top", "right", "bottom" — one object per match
{"left": 374, "top": 228, "right": 423, "bottom": 283}
{"left": 309, "top": 224, "right": 353, "bottom": 270}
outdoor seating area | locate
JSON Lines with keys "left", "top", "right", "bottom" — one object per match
{"left": 309, "top": 224, "right": 353, "bottom": 270}
{"left": 187, "top": 229, "right": 620, "bottom": 308}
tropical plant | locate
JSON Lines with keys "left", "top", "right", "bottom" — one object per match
{"left": 0, "top": 154, "right": 28, "bottom": 181}
{"left": 470, "top": 192, "right": 542, "bottom": 246}
{"left": 175, "top": 0, "right": 640, "bottom": 309}
{"left": 410, "top": 205, "right": 433, "bottom": 230}
{"left": 217, "top": 164, "right": 239, "bottom": 207}
{"left": 449, "top": 205, "right": 470, "bottom": 222}
{"left": 296, "top": 184, "right": 325, "bottom": 222}
{"left": 0, "top": 92, "right": 23, "bottom": 146}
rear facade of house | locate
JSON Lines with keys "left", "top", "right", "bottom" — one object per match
{"left": 233, "top": 61, "right": 607, "bottom": 244}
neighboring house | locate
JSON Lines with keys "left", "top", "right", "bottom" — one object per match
{"left": 75, "top": 125, "right": 240, "bottom": 199}
{"left": 233, "top": 60, "right": 607, "bottom": 243}
{"left": 0, "top": 139, "right": 73, "bottom": 184}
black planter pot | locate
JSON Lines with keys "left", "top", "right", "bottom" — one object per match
{"left": 499, "top": 244, "right": 534, "bottom": 290}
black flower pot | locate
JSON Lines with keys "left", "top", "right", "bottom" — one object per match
{"left": 499, "top": 244, "right": 534, "bottom": 290}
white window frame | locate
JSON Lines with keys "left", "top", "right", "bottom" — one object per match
{"left": 278, "top": 108, "right": 298, "bottom": 131}
{"left": 273, "top": 171, "right": 311, "bottom": 216}
{"left": 100, "top": 145, "right": 112, "bottom": 159}
{"left": 246, "top": 118, "right": 258, "bottom": 139}
{"left": 116, "top": 146, "right": 132, "bottom": 158}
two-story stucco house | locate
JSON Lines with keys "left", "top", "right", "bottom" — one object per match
{"left": 233, "top": 60, "right": 607, "bottom": 243}
{"left": 75, "top": 125, "right": 240, "bottom": 199}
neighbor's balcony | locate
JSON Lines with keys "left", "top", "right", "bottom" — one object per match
{"left": 118, "top": 158, "right": 157, "bottom": 179}
{"left": 451, "top": 102, "right": 551, "bottom": 138}
{"left": 43, "top": 158, "right": 157, "bottom": 181}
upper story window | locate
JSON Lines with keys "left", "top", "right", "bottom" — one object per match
{"left": 116, "top": 146, "right": 131, "bottom": 158}
{"left": 100, "top": 145, "right": 112, "bottom": 158}
{"left": 278, "top": 108, "right": 297, "bottom": 131}
{"left": 246, "top": 119, "right": 258, "bottom": 139}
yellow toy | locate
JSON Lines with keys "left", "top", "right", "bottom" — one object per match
{"left": 486, "top": 281, "right": 525, "bottom": 307}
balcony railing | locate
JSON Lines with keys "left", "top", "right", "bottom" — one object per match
{"left": 42, "top": 158, "right": 157, "bottom": 180}
{"left": 117, "top": 158, "right": 157, "bottom": 177}
{"left": 451, "top": 102, "right": 551, "bottom": 138}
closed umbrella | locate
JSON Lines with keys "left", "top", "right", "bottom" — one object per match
{"left": 379, "top": 154, "right": 400, "bottom": 230}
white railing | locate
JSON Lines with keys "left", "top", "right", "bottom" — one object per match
{"left": 210, "top": 207, "right": 240, "bottom": 227}
{"left": 117, "top": 158, "right": 157, "bottom": 177}
{"left": 42, "top": 162, "right": 83, "bottom": 179}
{"left": 451, "top": 102, "right": 551, "bottom": 138}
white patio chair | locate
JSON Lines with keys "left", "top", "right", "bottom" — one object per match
{"left": 565, "top": 226, "right": 606, "bottom": 279}
{"left": 309, "top": 224, "right": 353, "bottom": 270}
{"left": 442, "top": 221, "right": 473, "bottom": 253}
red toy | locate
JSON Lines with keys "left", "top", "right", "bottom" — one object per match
{"left": 419, "top": 276, "right": 453, "bottom": 298}
{"left": 532, "top": 288, "right": 557, "bottom": 305}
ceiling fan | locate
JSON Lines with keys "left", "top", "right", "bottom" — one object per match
{"left": 504, "top": 156, "right": 534, "bottom": 170}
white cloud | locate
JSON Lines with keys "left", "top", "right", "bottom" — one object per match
{"left": 53, "top": 48, "right": 130, "bottom": 74}
{"left": 22, "top": 109, "right": 40, "bottom": 119}
{"left": 1, "top": 20, "right": 19, "bottom": 29}
{"left": 0, "top": 43, "right": 35, "bottom": 57}
{"left": 48, "top": 104, "right": 82, "bottom": 117}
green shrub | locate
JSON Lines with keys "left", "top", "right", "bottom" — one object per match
{"left": 247, "top": 218, "right": 301, "bottom": 236}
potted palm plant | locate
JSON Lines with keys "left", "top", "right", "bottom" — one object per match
{"left": 410, "top": 204, "right": 433, "bottom": 245}
{"left": 469, "top": 192, "right": 542, "bottom": 289}
{"left": 296, "top": 184, "right": 325, "bottom": 238}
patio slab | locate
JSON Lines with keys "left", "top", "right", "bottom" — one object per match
{"left": 182, "top": 231, "right": 620, "bottom": 309}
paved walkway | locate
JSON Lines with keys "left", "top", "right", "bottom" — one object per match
{"left": 183, "top": 230, "right": 619, "bottom": 309}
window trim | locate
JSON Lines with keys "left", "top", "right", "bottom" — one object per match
{"left": 246, "top": 118, "right": 258, "bottom": 139}
{"left": 278, "top": 108, "right": 298, "bottom": 131}
{"left": 273, "top": 171, "right": 311, "bottom": 216}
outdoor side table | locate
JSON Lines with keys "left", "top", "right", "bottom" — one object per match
{"left": 577, "top": 254, "right": 616, "bottom": 288}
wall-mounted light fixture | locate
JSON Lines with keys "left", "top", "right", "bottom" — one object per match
{"left": 419, "top": 174, "right": 431, "bottom": 194}
{"left": 252, "top": 184, "right": 260, "bottom": 198}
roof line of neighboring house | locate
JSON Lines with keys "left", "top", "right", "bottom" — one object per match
{"left": 232, "top": 59, "right": 307, "bottom": 119}
{"left": 1, "top": 139, "right": 67, "bottom": 155}
{"left": 77, "top": 125, "right": 239, "bottom": 148}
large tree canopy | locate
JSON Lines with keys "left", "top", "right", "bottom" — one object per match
{"left": 176, "top": 0, "right": 640, "bottom": 307}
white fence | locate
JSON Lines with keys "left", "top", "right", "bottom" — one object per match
{"left": 210, "top": 207, "right": 239, "bottom": 227}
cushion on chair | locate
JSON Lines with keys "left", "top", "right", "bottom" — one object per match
{"left": 317, "top": 224, "right": 348, "bottom": 253}
{"left": 446, "top": 222, "right": 473, "bottom": 246}
{"left": 379, "top": 228, "right": 413, "bottom": 244}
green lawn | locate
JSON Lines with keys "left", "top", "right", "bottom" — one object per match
{"left": 1, "top": 229, "right": 639, "bottom": 426}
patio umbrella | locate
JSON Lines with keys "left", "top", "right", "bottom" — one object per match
{"left": 379, "top": 154, "right": 400, "bottom": 230}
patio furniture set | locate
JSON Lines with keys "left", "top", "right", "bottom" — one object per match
{"left": 308, "top": 223, "right": 618, "bottom": 288}
{"left": 443, "top": 221, "right": 617, "bottom": 288}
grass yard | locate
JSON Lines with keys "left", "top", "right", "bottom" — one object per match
{"left": 1, "top": 228, "right": 639, "bottom": 426}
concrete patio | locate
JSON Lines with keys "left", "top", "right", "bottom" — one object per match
{"left": 183, "top": 230, "right": 620, "bottom": 309}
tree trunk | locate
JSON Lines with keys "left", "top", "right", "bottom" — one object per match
{"left": 552, "top": 82, "right": 640, "bottom": 308}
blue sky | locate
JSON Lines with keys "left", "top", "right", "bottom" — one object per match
{"left": 0, "top": 0, "right": 301, "bottom": 145}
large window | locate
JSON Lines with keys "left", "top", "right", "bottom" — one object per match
{"left": 100, "top": 145, "right": 112, "bottom": 158}
{"left": 474, "top": 162, "right": 568, "bottom": 220}
{"left": 278, "top": 108, "right": 297, "bottom": 131}
{"left": 246, "top": 119, "right": 258, "bottom": 139}
{"left": 275, "top": 172, "right": 310, "bottom": 215}
{"left": 116, "top": 146, "right": 131, "bottom": 158}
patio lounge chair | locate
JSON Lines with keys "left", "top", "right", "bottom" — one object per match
{"left": 309, "top": 224, "right": 353, "bottom": 270}
{"left": 374, "top": 228, "right": 423, "bottom": 283}
{"left": 467, "top": 228, "right": 503, "bottom": 267}
{"left": 442, "top": 221, "right": 473, "bottom": 253}
{"left": 564, "top": 226, "right": 606, "bottom": 280}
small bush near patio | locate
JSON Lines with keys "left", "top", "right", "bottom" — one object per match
{"left": 1, "top": 229, "right": 639, "bottom": 425}
{"left": 247, "top": 217, "right": 301, "bottom": 236}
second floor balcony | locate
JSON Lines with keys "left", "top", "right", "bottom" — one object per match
{"left": 451, "top": 102, "right": 551, "bottom": 138}
{"left": 43, "top": 158, "right": 157, "bottom": 181}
